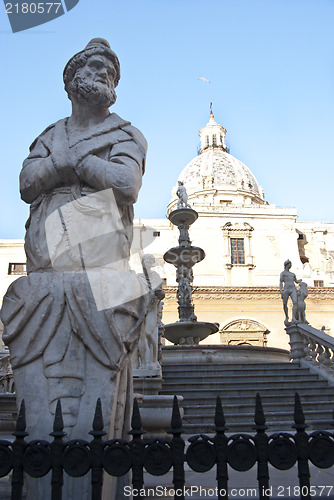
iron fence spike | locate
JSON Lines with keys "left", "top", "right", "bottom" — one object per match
{"left": 171, "top": 395, "right": 182, "bottom": 429}
{"left": 53, "top": 399, "right": 64, "bottom": 433}
{"left": 16, "top": 399, "right": 26, "bottom": 432}
{"left": 255, "top": 392, "right": 266, "bottom": 426}
{"left": 215, "top": 395, "right": 226, "bottom": 427}
{"left": 131, "top": 397, "right": 142, "bottom": 431}
{"left": 294, "top": 392, "right": 305, "bottom": 425}
{"left": 92, "top": 398, "right": 104, "bottom": 431}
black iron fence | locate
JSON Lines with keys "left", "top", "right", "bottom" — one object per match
{"left": 0, "top": 393, "right": 334, "bottom": 500}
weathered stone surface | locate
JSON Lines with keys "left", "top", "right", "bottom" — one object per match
{"left": 0, "top": 38, "right": 147, "bottom": 500}
{"left": 133, "top": 255, "right": 165, "bottom": 377}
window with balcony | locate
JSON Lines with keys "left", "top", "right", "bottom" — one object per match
{"left": 221, "top": 222, "right": 255, "bottom": 270}
{"left": 230, "top": 238, "right": 245, "bottom": 264}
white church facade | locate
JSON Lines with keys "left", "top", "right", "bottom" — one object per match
{"left": 1, "top": 111, "right": 334, "bottom": 352}
{"left": 131, "top": 111, "right": 334, "bottom": 350}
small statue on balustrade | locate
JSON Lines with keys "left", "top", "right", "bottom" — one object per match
{"left": 280, "top": 259, "right": 302, "bottom": 326}
{"left": 296, "top": 281, "right": 308, "bottom": 324}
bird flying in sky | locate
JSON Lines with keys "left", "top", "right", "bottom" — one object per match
{"left": 198, "top": 77, "right": 211, "bottom": 83}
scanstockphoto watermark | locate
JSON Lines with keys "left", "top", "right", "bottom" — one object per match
{"left": 45, "top": 187, "right": 162, "bottom": 311}
{"left": 3, "top": 0, "right": 80, "bottom": 32}
{"left": 124, "top": 486, "right": 334, "bottom": 498}
{"left": 124, "top": 486, "right": 259, "bottom": 497}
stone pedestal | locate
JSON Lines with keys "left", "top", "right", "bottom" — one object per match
{"left": 133, "top": 375, "right": 163, "bottom": 395}
{"left": 135, "top": 394, "right": 184, "bottom": 439}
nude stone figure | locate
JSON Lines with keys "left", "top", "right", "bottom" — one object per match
{"left": 279, "top": 259, "right": 301, "bottom": 325}
{"left": 176, "top": 180, "right": 191, "bottom": 209}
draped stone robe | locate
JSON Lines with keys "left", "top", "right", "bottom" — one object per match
{"left": 1, "top": 113, "right": 147, "bottom": 499}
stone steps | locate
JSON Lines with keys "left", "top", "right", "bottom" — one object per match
{"left": 183, "top": 399, "right": 334, "bottom": 414}
{"left": 182, "top": 417, "right": 334, "bottom": 433}
{"left": 182, "top": 407, "right": 332, "bottom": 423}
{"left": 162, "top": 385, "right": 334, "bottom": 400}
{"left": 162, "top": 378, "right": 327, "bottom": 390}
{"left": 161, "top": 361, "right": 334, "bottom": 433}
{"left": 162, "top": 361, "right": 299, "bottom": 371}
{"left": 163, "top": 373, "right": 321, "bottom": 383}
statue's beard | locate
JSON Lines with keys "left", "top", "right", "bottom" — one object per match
{"left": 69, "top": 76, "right": 117, "bottom": 108}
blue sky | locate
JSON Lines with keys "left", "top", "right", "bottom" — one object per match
{"left": 0, "top": 0, "right": 334, "bottom": 238}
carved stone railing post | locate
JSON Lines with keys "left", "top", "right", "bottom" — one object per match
{"left": 302, "top": 336, "right": 312, "bottom": 363}
{"left": 286, "top": 324, "right": 306, "bottom": 362}
{"left": 308, "top": 338, "right": 317, "bottom": 364}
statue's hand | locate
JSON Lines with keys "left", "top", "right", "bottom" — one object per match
{"left": 77, "top": 154, "right": 94, "bottom": 172}
{"left": 52, "top": 142, "right": 78, "bottom": 173}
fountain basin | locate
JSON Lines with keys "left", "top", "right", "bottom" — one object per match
{"left": 168, "top": 208, "right": 198, "bottom": 226}
{"left": 164, "top": 321, "right": 219, "bottom": 345}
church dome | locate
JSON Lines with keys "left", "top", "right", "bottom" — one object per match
{"left": 169, "top": 108, "right": 265, "bottom": 211}
{"left": 179, "top": 148, "right": 262, "bottom": 196}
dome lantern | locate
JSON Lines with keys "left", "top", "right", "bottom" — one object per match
{"left": 199, "top": 103, "right": 228, "bottom": 153}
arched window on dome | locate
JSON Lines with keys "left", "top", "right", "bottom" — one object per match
{"left": 205, "top": 135, "right": 209, "bottom": 147}
{"left": 212, "top": 134, "right": 217, "bottom": 146}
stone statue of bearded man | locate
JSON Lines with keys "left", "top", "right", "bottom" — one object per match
{"left": 1, "top": 38, "right": 147, "bottom": 499}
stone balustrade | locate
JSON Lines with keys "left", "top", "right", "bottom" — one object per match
{"left": 286, "top": 322, "right": 334, "bottom": 385}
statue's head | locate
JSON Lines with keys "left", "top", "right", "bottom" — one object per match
{"left": 284, "top": 259, "right": 292, "bottom": 269}
{"left": 142, "top": 254, "right": 155, "bottom": 271}
{"left": 178, "top": 181, "right": 183, "bottom": 186}
{"left": 63, "top": 38, "right": 120, "bottom": 108}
